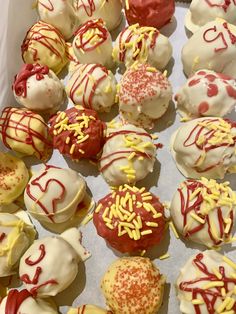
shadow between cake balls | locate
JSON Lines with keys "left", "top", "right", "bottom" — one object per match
{"left": 110, "top": 12, "right": 126, "bottom": 41}
{"left": 151, "top": 100, "right": 177, "bottom": 133}
{"left": 136, "top": 160, "right": 161, "bottom": 191}
{"left": 98, "top": 104, "right": 119, "bottom": 123}
{"left": 53, "top": 262, "right": 86, "bottom": 307}
{"left": 65, "top": 157, "right": 100, "bottom": 178}
{"left": 159, "top": 282, "right": 171, "bottom": 314}
{"left": 161, "top": 16, "right": 177, "bottom": 38}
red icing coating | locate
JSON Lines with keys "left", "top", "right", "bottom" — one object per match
{"left": 179, "top": 253, "right": 236, "bottom": 314}
{"left": 198, "top": 102, "right": 209, "bottom": 114}
{"left": 178, "top": 180, "right": 234, "bottom": 245}
{"left": 125, "top": 0, "right": 175, "bottom": 29}
{"left": 205, "top": 0, "right": 236, "bottom": 12}
{"left": 119, "top": 64, "right": 171, "bottom": 105}
{"left": 26, "top": 165, "right": 66, "bottom": 223}
{"left": 49, "top": 107, "right": 105, "bottom": 160}
{"left": 12, "top": 63, "right": 49, "bottom": 98}
{"left": 93, "top": 188, "right": 166, "bottom": 253}
{"left": 74, "top": 0, "right": 96, "bottom": 16}
{"left": 69, "top": 64, "right": 109, "bottom": 109}
{"left": 0, "top": 107, "right": 52, "bottom": 161}
{"left": 5, "top": 289, "right": 31, "bottom": 314}
{"left": 74, "top": 19, "right": 108, "bottom": 52}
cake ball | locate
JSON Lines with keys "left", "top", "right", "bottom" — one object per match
{"left": 93, "top": 185, "right": 165, "bottom": 253}
{"left": 72, "top": 19, "right": 113, "bottom": 68}
{"left": 100, "top": 124, "right": 157, "bottom": 186}
{"left": 0, "top": 153, "right": 29, "bottom": 208}
{"left": 66, "top": 63, "right": 117, "bottom": 112}
{"left": 0, "top": 107, "right": 52, "bottom": 161}
{"left": 49, "top": 106, "right": 105, "bottom": 161}
{"left": 185, "top": 0, "right": 236, "bottom": 33}
{"left": 171, "top": 117, "right": 236, "bottom": 179}
{"left": 0, "top": 289, "right": 58, "bottom": 314}
{"left": 101, "top": 257, "right": 165, "bottom": 314}
{"left": 119, "top": 64, "right": 172, "bottom": 129}
{"left": 19, "top": 228, "right": 90, "bottom": 297}
{"left": 0, "top": 213, "right": 36, "bottom": 277}
{"left": 182, "top": 20, "right": 236, "bottom": 77}
{"left": 37, "top": 0, "right": 77, "bottom": 40}
{"left": 12, "top": 63, "right": 66, "bottom": 114}
{"left": 21, "top": 21, "right": 68, "bottom": 75}
{"left": 170, "top": 178, "right": 236, "bottom": 248}
{"left": 125, "top": 0, "right": 175, "bottom": 30}
{"left": 68, "top": 305, "right": 111, "bottom": 314}
{"left": 24, "top": 164, "right": 86, "bottom": 225}
{"left": 175, "top": 70, "right": 236, "bottom": 119}
{"left": 74, "top": 0, "right": 122, "bottom": 31}
{"left": 176, "top": 250, "right": 236, "bottom": 314}
{"left": 113, "top": 24, "right": 172, "bottom": 69}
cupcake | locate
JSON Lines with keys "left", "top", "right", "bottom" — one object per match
{"left": 13, "top": 63, "right": 66, "bottom": 114}
{"left": 170, "top": 117, "right": 236, "bottom": 179}
{"left": 66, "top": 63, "right": 117, "bottom": 112}
{"left": 21, "top": 21, "right": 68, "bottom": 75}
{"left": 49, "top": 106, "right": 105, "bottom": 161}
{"left": 0, "top": 107, "right": 52, "bottom": 161}
{"left": 101, "top": 257, "right": 165, "bottom": 314}
{"left": 170, "top": 178, "right": 236, "bottom": 248}
{"left": 93, "top": 185, "right": 165, "bottom": 253}
{"left": 100, "top": 124, "right": 157, "bottom": 186}
{"left": 119, "top": 63, "right": 172, "bottom": 129}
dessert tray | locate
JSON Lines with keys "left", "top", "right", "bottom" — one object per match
{"left": 0, "top": 1, "right": 236, "bottom": 314}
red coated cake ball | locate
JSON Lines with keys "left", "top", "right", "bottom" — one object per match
{"left": 125, "top": 0, "right": 175, "bottom": 30}
{"left": 93, "top": 185, "right": 166, "bottom": 253}
{"left": 49, "top": 106, "right": 105, "bottom": 161}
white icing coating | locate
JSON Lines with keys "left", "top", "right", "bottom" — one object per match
{"left": 68, "top": 305, "right": 110, "bottom": 314}
{"left": 185, "top": 0, "right": 236, "bottom": 33}
{"left": 175, "top": 70, "right": 236, "bottom": 118}
{"left": 24, "top": 165, "right": 86, "bottom": 224}
{"left": 13, "top": 67, "right": 66, "bottom": 114}
{"left": 170, "top": 117, "right": 236, "bottom": 179}
{"left": 119, "top": 64, "right": 172, "bottom": 129}
{"left": 19, "top": 230, "right": 86, "bottom": 297}
{"left": 113, "top": 24, "right": 172, "bottom": 69}
{"left": 74, "top": 0, "right": 122, "bottom": 31}
{"left": 182, "top": 20, "right": 236, "bottom": 77}
{"left": 72, "top": 19, "right": 113, "bottom": 68}
{"left": 100, "top": 124, "right": 157, "bottom": 186}
{"left": 37, "top": 0, "right": 77, "bottom": 40}
{"left": 66, "top": 63, "right": 117, "bottom": 112}
{"left": 0, "top": 213, "right": 36, "bottom": 277}
{"left": 170, "top": 178, "right": 236, "bottom": 248}
{"left": 0, "top": 292, "right": 58, "bottom": 314}
{"left": 176, "top": 250, "right": 236, "bottom": 314}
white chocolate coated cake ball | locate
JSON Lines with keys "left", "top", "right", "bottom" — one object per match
{"left": 113, "top": 24, "right": 172, "bottom": 69}
{"left": 68, "top": 305, "right": 111, "bottom": 314}
{"left": 66, "top": 63, "right": 117, "bottom": 112}
{"left": 19, "top": 228, "right": 90, "bottom": 297}
{"left": 182, "top": 20, "right": 236, "bottom": 77}
{"left": 185, "top": 0, "right": 236, "bottom": 33}
{"left": 13, "top": 64, "right": 66, "bottom": 114}
{"left": 119, "top": 64, "right": 172, "bottom": 129}
{"left": 170, "top": 178, "right": 236, "bottom": 248}
{"left": 0, "top": 289, "right": 58, "bottom": 314}
{"left": 73, "top": 19, "right": 113, "bottom": 68}
{"left": 0, "top": 213, "right": 36, "bottom": 277}
{"left": 176, "top": 250, "right": 236, "bottom": 314}
{"left": 100, "top": 124, "right": 157, "bottom": 186}
{"left": 171, "top": 117, "right": 236, "bottom": 179}
{"left": 74, "top": 0, "right": 122, "bottom": 31}
{"left": 175, "top": 70, "right": 236, "bottom": 118}
{"left": 37, "top": 0, "right": 77, "bottom": 39}
{"left": 24, "top": 165, "right": 86, "bottom": 224}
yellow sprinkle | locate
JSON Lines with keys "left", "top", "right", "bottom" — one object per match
{"left": 203, "top": 281, "right": 224, "bottom": 289}
{"left": 226, "top": 299, "right": 235, "bottom": 311}
{"left": 106, "top": 223, "right": 114, "bottom": 230}
{"left": 102, "top": 207, "right": 109, "bottom": 219}
{"left": 192, "top": 299, "right": 204, "bottom": 305}
{"left": 140, "top": 250, "right": 146, "bottom": 256}
{"left": 169, "top": 221, "right": 180, "bottom": 239}
{"left": 95, "top": 204, "right": 102, "bottom": 213}
{"left": 141, "top": 229, "right": 153, "bottom": 236}
{"left": 66, "top": 137, "right": 70, "bottom": 144}
{"left": 146, "top": 222, "right": 159, "bottom": 227}
{"left": 190, "top": 212, "right": 205, "bottom": 224}
{"left": 124, "top": 226, "right": 133, "bottom": 239}
{"left": 81, "top": 213, "right": 93, "bottom": 226}
{"left": 159, "top": 253, "right": 170, "bottom": 260}
{"left": 77, "top": 134, "right": 89, "bottom": 144}
{"left": 119, "top": 222, "right": 135, "bottom": 229}
{"left": 128, "top": 152, "right": 136, "bottom": 161}
{"left": 137, "top": 215, "right": 143, "bottom": 228}
{"left": 212, "top": 267, "right": 222, "bottom": 280}
{"left": 154, "top": 213, "right": 163, "bottom": 219}
{"left": 216, "top": 297, "right": 232, "bottom": 313}
{"left": 129, "top": 197, "right": 133, "bottom": 212}
{"left": 69, "top": 144, "right": 76, "bottom": 155}
{"left": 223, "top": 257, "right": 236, "bottom": 270}
{"left": 127, "top": 212, "right": 136, "bottom": 222}
{"left": 147, "top": 67, "right": 157, "bottom": 73}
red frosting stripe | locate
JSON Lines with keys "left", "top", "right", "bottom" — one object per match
{"left": 74, "top": 0, "right": 96, "bottom": 16}
{"left": 5, "top": 289, "right": 31, "bottom": 314}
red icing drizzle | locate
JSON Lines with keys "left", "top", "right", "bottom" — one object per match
{"left": 0, "top": 107, "right": 51, "bottom": 160}
{"left": 74, "top": 0, "right": 96, "bottom": 16}
{"left": 205, "top": 0, "right": 236, "bottom": 12}
{"left": 198, "top": 102, "right": 209, "bottom": 114}
{"left": 0, "top": 233, "right": 6, "bottom": 242}
{"left": 26, "top": 165, "right": 66, "bottom": 223}
{"left": 74, "top": 19, "right": 108, "bottom": 52}
{"left": 69, "top": 64, "right": 109, "bottom": 109}
{"left": 179, "top": 253, "right": 236, "bottom": 314}
{"left": 5, "top": 289, "right": 31, "bottom": 314}
{"left": 118, "top": 26, "right": 159, "bottom": 63}
{"left": 25, "top": 244, "right": 46, "bottom": 265}
{"left": 12, "top": 63, "right": 49, "bottom": 98}
{"left": 21, "top": 21, "right": 66, "bottom": 63}
{"left": 178, "top": 180, "right": 234, "bottom": 245}
{"left": 38, "top": 0, "right": 54, "bottom": 11}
